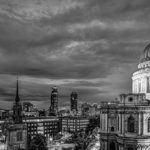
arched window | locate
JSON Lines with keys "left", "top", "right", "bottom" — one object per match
{"left": 17, "top": 131, "right": 22, "bottom": 141}
{"left": 111, "top": 127, "right": 114, "bottom": 131}
{"left": 128, "top": 116, "right": 135, "bottom": 133}
{"left": 147, "top": 77, "right": 150, "bottom": 93}
{"left": 110, "top": 142, "right": 116, "bottom": 150}
{"left": 148, "top": 118, "right": 150, "bottom": 132}
{"left": 128, "top": 147, "right": 134, "bottom": 150}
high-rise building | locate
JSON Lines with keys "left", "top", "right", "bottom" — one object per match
{"left": 49, "top": 87, "right": 58, "bottom": 116}
{"left": 70, "top": 92, "right": 78, "bottom": 112}
{"left": 6, "top": 79, "right": 27, "bottom": 150}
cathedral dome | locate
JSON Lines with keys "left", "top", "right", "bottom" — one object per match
{"left": 141, "top": 43, "right": 150, "bottom": 62}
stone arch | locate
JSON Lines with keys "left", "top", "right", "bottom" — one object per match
{"left": 111, "top": 126, "right": 114, "bottom": 131}
{"left": 128, "top": 147, "right": 134, "bottom": 150}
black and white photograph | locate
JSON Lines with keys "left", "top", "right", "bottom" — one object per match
{"left": 0, "top": 0, "right": 150, "bottom": 150}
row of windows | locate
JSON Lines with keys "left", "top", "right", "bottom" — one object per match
{"left": 28, "top": 130, "right": 56, "bottom": 134}
{"left": 127, "top": 116, "right": 150, "bottom": 133}
{"left": 63, "top": 120, "right": 88, "bottom": 122}
{"left": 110, "top": 116, "right": 150, "bottom": 133}
{"left": 27, "top": 123, "right": 58, "bottom": 126}
{"left": 62, "top": 123, "right": 88, "bottom": 126}
{"left": 62, "top": 121, "right": 89, "bottom": 124}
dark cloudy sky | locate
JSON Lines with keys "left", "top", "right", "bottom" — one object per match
{"left": 0, "top": 0, "right": 149, "bottom": 109}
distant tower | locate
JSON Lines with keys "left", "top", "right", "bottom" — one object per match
{"left": 13, "top": 79, "right": 22, "bottom": 123}
{"left": 70, "top": 92, "right": 78, "bottom": 112}
{"left": 49, "top": 87, "right": 58, "bottom": 116}
{"left": 6, "top": 79, "right": 27, "bottom": 150}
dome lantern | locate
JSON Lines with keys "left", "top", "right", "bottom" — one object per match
{"left": 141, "top": 43, "right": 150, "bottom": 62}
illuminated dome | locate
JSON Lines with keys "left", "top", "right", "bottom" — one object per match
{"left": 132, "top": 43, "right": 150, "bottom": 100}
{"left": 141, "top": 43, "right": 150, "bottom": 62}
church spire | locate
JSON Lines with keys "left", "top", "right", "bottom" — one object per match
{"left": 15, "top": 77, "right": 20, "bottom": 103}
{"left": 13, "top": 76, "right": 22, "bottom": 124}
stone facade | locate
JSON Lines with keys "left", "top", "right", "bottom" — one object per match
{"left": 6, "top": 124, "right": 27, "bottom": 150}
{"left": 100, "top": 93, "right": 150, "bottom": 150}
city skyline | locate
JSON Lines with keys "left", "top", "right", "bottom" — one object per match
{"left": 0, "top": 0, "right": 150, "bottom": 109}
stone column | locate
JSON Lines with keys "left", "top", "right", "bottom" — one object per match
{"left": 138, "top": 112, "right": 141, "bottom": 135}
{"left": 122, "top": 112, "right": 125, "bottom": 134}
{"left": 141, "top": 112, "right": 143, "bottom": 136}
{"left": 121, "top": 112, "right": 123, "bottom": 134}
{"left": 105, "top": 113, "right": 108, "bottom": 132}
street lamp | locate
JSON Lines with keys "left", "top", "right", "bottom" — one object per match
{"left": 49, "top": 136, "right": 53, "bottom": 150}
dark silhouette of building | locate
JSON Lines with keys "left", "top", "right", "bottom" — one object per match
{"left": 49, "top": 87, "right": 58, "bottom": 116}
{"left": 70, "top": 92, "right": 78, "bottom": 112}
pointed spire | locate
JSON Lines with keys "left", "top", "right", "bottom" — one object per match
{"left": 15, "top": 75, "right": 20, "bottom": 103}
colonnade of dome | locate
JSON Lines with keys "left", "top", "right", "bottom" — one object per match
{"left": 132, "top": 43, "right": 150, "bottom": 99}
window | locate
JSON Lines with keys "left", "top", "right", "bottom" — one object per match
{"left": 148, "top": 118, "right": 150, "bottom": 132}
{"left": 128, "top": 97, "right": 133, "bottom": 102}
{"left": 111, "top": 127, "right": 114, "bottom": 131}
{"left": 17, "top": 131, "right": 22, "bottom": 141}
{"left": 147, "top": 77, "right": 150, "bottom": 93}
{"left": 138, "top": 80, "right": 141, "bottom": 93}
{"left": 128, "top": 116, "right": 135, "bottom": 133}
{"left": 110, "top": 142, "right": 115, "bottom": 150}
{"left": 128, "top": 147, "right": 134, "bottom": 150}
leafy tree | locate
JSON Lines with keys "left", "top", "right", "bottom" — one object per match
{"left": 65, "top": 130, "right": 93, "bottom": 150}
{"left": 29, "top": 134, "right": 47, "bottom": 150}
{"left": 86, "top": 116, "right": 100, "bottom": 134}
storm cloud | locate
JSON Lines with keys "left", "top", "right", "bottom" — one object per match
{"left": 0, "top": 0, "right": 149, "bottom": 109}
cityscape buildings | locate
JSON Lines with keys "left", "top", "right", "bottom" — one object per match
{"left": 2, "top": 78, "right": 96, "bottom": 150}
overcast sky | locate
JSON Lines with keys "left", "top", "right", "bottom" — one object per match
{"left": 0, "top": 0, "right": 149, "bottom": 109}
